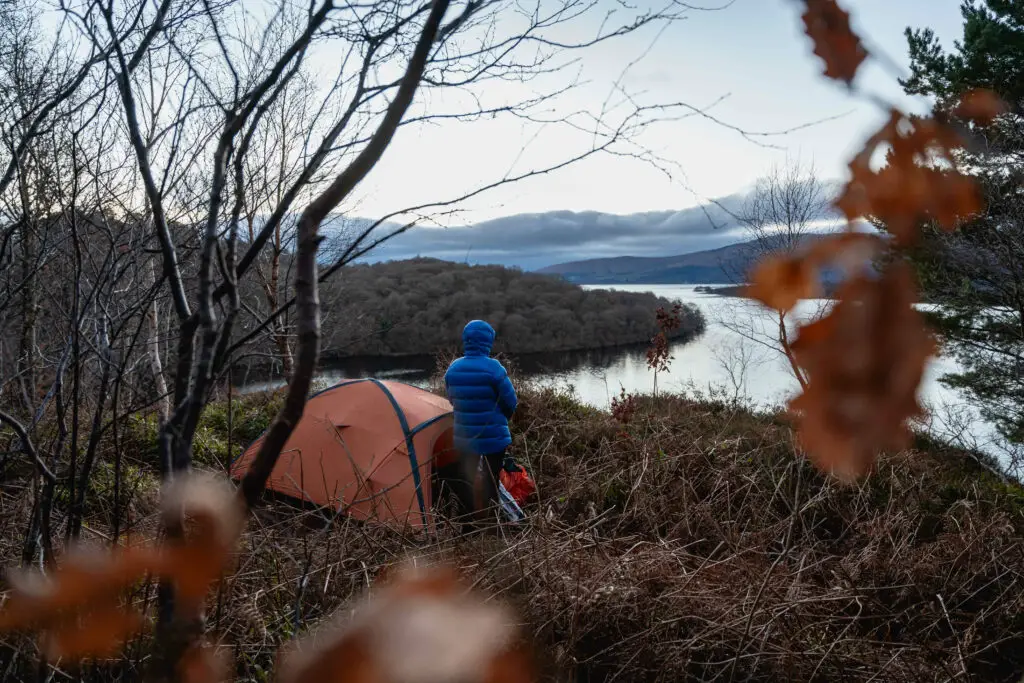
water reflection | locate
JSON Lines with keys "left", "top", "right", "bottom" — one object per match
{"left": 235, "top": 340, "right": 668, "bottom": 396}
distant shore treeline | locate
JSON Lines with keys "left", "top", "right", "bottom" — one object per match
{"left": 317, "top": 258, "right": 705, "bottom": 357}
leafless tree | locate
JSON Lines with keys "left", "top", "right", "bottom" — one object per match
{"left": 720, "top": 160, "right": 837, "bottom": 391}
{"left": 711, "top": 335, "right": 767, "bottom": 404}
{"left": 739, "top": 160, "right": 832, "bottom": 253}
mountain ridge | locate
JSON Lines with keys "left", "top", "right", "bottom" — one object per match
{"left": 536, "top": 239, "right": 764, "bottom": 284}
{"left": 536, "top": 235, "right": 846, "bottom": 284}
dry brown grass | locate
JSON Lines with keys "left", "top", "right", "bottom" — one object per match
{"left": 2, "top": 386, "right": 1023, "bottom": 681}
{"left": 500, "top": 390, "right": 1024, "bottom": 681}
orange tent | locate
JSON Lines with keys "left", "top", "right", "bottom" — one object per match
{"left": 230, "top": 379, "right": 456, "bottom": 528}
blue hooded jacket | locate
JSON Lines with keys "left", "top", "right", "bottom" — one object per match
{"left": 444, "top": 320, "right": 518, "bottom": 455}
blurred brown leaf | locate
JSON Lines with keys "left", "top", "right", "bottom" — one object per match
{"left": 482, "top": 647, "right": 536, "bottom": 683}
{"left": 835, "top": 111, "right": 982, "bottom": 244}
{"left": 805, "top": 231, "right": 882, "bottom": 276}
{"left": 180, "top": 642, "right": 232, "bottom": 683}
{"left": 160, "top": 474, "right": 246, "bottom": 617}
{"left": 0, "top": 547, "right": 162, "bottom": 632}
{"left": 954, "top": 88, "right": 1006, "bottom": 123}
{"left": 0, "top": 473, "right": 246, "bottom": 665}
{"left": 788, "top": 263, "right": 935, "bottom": 481}
{"left": 801, "top": 0, "right": 867, "bottom": 84}
{"left": 40, "top": 607, "right": 145, "bottom": 661}
{"left": 744, "top": 254, "right": 819, "bottom": 312}
{"left": 276, "top": 563, "right": 533, "bottom": 683}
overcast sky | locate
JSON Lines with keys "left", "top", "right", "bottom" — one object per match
{"left": 37, "top": 0, "right": 965, "bottom": 269}
{"left": 335, "top": 0, "right": 963, "bottom": 269}
{"left": 357, "top": 196, "right": 751, "bottom": 270}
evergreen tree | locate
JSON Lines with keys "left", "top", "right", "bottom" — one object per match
{"left": 893, "top": 1, "right": 1024, "bottom": 461}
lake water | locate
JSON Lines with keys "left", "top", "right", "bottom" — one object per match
{"left": 239, "top": 284, "right": 1001, "bottom": 462}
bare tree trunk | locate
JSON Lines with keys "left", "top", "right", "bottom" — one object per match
{"left": 17, "top": 220, "right": 38, "bottom": 409}
{"left": 270, "top": 232, "right": 294, "bottom": 377}
{"left": 67, "top": 315, "right": 114, "bottom": 540}
{"left": 778, "top": 310, "right": 808, "bottom": 391}
{"left": 146, "top": 258, "right": 171, "bottom": 423}
{"left": 248, "top": 214, "right": 294, "bottom": 377}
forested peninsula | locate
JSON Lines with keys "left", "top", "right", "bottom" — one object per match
{"left": 316, "top": 258, "right": 705, "bottom": 357}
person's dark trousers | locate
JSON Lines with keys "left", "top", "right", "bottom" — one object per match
{"left": 450, "top": 448, "right": 505, "bottom": 533}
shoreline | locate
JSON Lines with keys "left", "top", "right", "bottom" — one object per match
{"left": 229, "top": 327, "right": 706, "bottom": 387}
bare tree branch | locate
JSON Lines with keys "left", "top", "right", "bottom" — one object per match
{"left": 0, "top": 407, "right": 55, "bottom": 484}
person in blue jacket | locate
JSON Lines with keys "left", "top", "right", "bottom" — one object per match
{"left": 444, "top": 319, "right": 518, "bottom": 527}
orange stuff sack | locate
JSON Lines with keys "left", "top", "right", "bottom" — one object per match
{"left": 499, "top": 467, "right": 536, "bottom": 508}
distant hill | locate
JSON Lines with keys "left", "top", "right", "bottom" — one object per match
{"left": 324, "top": 198, "right": 749, "bottom": 270}
{"left": 536, "top": 235, "right": 846, "bottom": 285}
{"left": 536, "top": 240, "right": 763, "bottom": 284}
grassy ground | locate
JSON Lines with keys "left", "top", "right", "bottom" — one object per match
{"left": 1, "top": 385, "right": 1023, "bottom": 681}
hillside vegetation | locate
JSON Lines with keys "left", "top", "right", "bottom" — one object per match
{"left": 3, "top": 384, "right": 1020, "bottom": 681}
{"left": 317, "top": 258, "right": 705, "bottom": 357}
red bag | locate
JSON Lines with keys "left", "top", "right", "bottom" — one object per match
{"left": 499, "top": 467, "right": 536, "bottom": 508}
